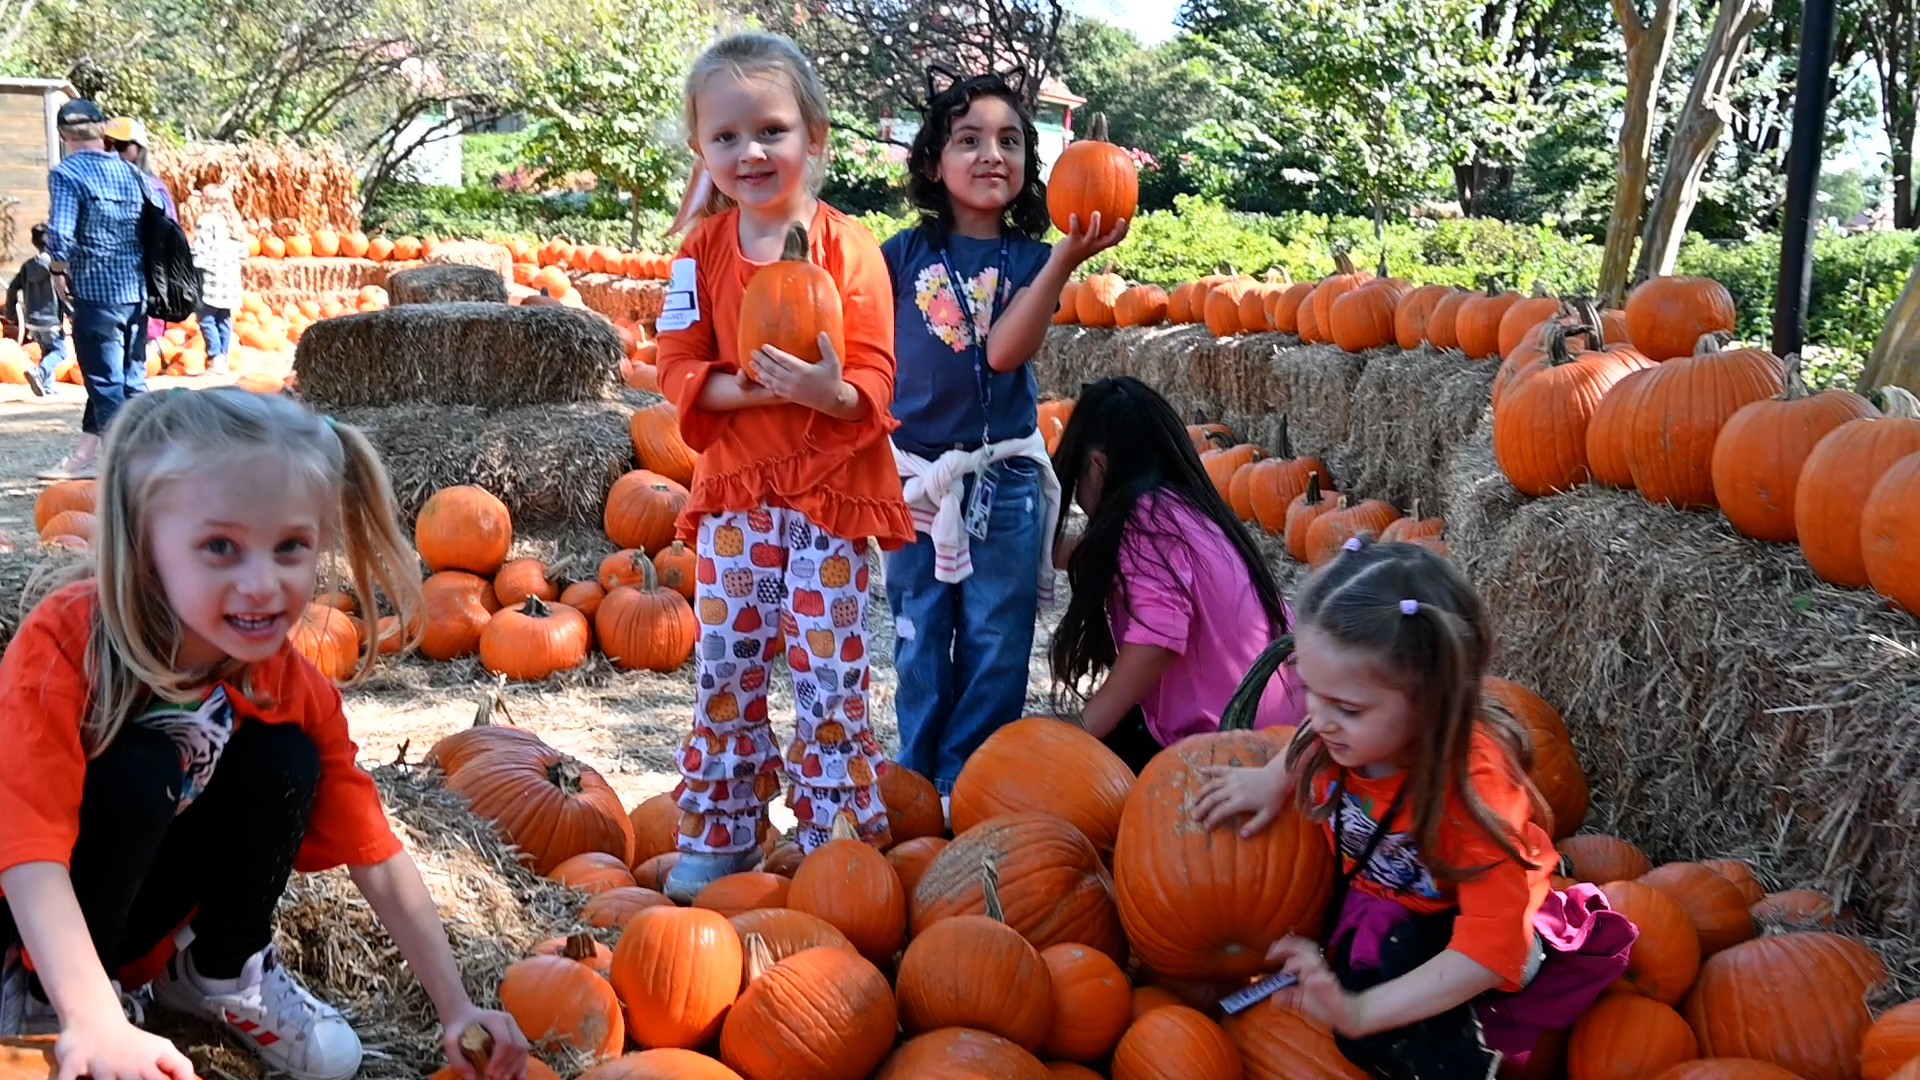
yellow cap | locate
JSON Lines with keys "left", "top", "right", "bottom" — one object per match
{"left": 102, "top": 116, "right": 148, "bottom": 145}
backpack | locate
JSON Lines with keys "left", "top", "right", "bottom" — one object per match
{"left": 120, "top": 160, "right": 199, "bottom": 322}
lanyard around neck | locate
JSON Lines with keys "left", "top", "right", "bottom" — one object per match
{"left": 936, "top": 231, "right": 1011, "bottom": 445}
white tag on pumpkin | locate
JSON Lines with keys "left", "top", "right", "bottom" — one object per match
{"left": 657, "top": 257, "right": 701, "bottom": 331}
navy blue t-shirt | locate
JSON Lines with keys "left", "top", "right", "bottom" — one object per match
{"left": 881, "top": 224, "right": 1052, "bottom": 456}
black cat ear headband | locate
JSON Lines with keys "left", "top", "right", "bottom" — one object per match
{"left": 921, "top": 62, "right": 1029, "bottom": 113}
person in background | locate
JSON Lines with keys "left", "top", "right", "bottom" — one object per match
{"left": 104, "top": 117, "right": 175, "bottom": 365}
{"left": 6, "top": 223, "right": 72, "bottom": 396}
{"left": 1048, "top": 376, "right": 1306, "bottom": 772}
{"left": 42, "top": 99, "right": 155, "bottom": 481}
{"left": 190, "top": 184, "right": 244, "bottom": 376}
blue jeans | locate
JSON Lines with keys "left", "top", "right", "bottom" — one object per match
{"left": 72, "top": 300, "right": 147, "bottom": 434}
{"left": 197, "top": 304, "right": 233, "bottom": 358}
{"left": 886, "top": 458, "right": 1043, "bottom": 791}
{"left": 28, "top": 329, "right": 64, "bottom": 385}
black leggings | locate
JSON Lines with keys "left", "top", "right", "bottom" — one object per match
{"left": 1332, "top": 910, "right": 1501, "bottom": 1080}
{"left": 3, "top": 720, "right": 319, "bottom": 982}
{"left": 1102, "top": 706, "right": 1163, "bottom": 775}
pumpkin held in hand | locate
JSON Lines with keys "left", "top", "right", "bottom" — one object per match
{"left": 738, "top": 222, "right": 844, "bottom": 380}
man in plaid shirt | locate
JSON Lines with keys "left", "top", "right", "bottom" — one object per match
{"left": 41, "top": 98, "right": 154, "bottom": 480}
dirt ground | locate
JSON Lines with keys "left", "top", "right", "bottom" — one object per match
{"left": 1, "top": 377, "right": 1065, "bottom": 838}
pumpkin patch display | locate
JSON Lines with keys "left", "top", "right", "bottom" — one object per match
{"left": 416, "top": 485, "right": 513, "bottom": 576}
{"left": 787, "top": 813, "right": 907, "bottom": 962}
{"left": 948, "top": 718, "right": 1134, "bottom": 854}
{"left": 896, "top": 865, "right": 1054, "bottom": 1050}
{"left": 610, "top": 906, "right": 744, "bottom": 1050}
{"left": 1710, "top": 356, "right": 1878, "bottom": 542}
{"left": 719, "top": 934, "right": 897, "bottom": 1080}
{"left": 446, "top": 742, "right": 633, "bottom": 873}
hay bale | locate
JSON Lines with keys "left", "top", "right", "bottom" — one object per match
{"left": 294, "top": 303, "right": 621, "bottom": 409}
{"left": 1336, "top": 346, "right": 1494, "bottom": 512}
{"left": 148, "top": 766, "right": 583, "bottom": 1079}
{"left": 424, "top": 240, "right": 514, "bottom": 281}
{"left": 332, "top": 400, "right": 637, "bottom": 528}
{"left": 157, "top": 140, "right": 361, "bottom": 235}
{"left": 387, "top": 264, "right": 509, "bottom": 306}
{"left": 242, "top": 257, "right": 390, "bottom": 297}
{"left": 568, "top": 274, "right": 667, "bottom": 327}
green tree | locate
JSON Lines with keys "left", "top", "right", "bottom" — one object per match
{"left": 512, "top": 0, "right": 710, "bottom": 245}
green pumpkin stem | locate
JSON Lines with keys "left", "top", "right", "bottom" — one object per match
{"left": 1303, "top": 470, "right": 1324, "bottom": 506}
{"left": 520, "top": 594, "right": 552, "bottom": 619}
{"left": 741, "top": 933, "right": 775, "bottom": 983}
{"left": 1218, "top": 635, "right": 1297, "bottom": 732}
{"left": 982, "top": 860, "right": 1005, "bottom": 922}
{"left": 1779, "top": 353, "right": 1809, "bottom": 400}
{"left": 1086, "top": 112, "right": 1110, "bottom": 142}
{"left": 781, "top": 222, "right": 810, "bottom": 262}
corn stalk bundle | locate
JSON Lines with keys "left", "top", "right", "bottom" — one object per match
{"left": 156, "top": 140, "right": 360, "bottom": 236}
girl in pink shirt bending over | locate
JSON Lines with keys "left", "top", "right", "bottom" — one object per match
{"left": 1050, "top": 375, "right": 1306, "bottom": 772}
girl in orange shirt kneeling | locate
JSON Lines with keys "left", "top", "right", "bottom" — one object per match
{"left": 655, "top": 32, "right": 915, "bottom": 901}
{"left": 0, "top": 388, "right": 527, "bottom": 1080}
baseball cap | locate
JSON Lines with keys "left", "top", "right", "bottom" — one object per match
{"left": 103, "top": 116, "right": 149, "bottom": 145}
{"left": 56, "top": 99, "right": 105, "bottom": 127}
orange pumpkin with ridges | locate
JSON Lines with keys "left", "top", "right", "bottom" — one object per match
{"left": 610, "top": 905, "right": 742, "bottom": 1049}
{"left": 949, "top": 717, "right": 1134, "bottom": 855}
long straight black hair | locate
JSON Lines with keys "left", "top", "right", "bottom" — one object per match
{"left": 904, "top": 70, "right": 1050, "bottom": 242}
{"left": 1049, "top": 376, "right": 1290, "bottom": 701}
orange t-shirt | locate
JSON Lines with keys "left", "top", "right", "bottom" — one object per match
{"left": 1313, "top": 726, "right": 1555, "bottom": 988}
{"left": 656, "top": 204, "right": 915, "bottom": 548}
{"left": 0, "top": 581, "right": 403, "bottom": 888}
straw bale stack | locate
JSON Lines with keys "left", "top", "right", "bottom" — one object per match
{"left": 387, "top": 265, "right": 508, "bottom": 306}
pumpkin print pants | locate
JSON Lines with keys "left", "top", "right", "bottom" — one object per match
{"left": 672, "top": 506, "right": 890, "bottom": 856}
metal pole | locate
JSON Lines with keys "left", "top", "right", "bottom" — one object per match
{"left": 1772, "top": 0, "right": 1839, "bottom": 356}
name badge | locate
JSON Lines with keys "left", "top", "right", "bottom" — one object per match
{"left": 656, "top": 257, "right": 701, "bottom": 331}
{"left": 965, "top": 470, "right": 996, "bottom": 540}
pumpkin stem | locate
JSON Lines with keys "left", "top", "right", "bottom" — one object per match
{"left": 741, "top": 932, "right": 775, "bottom": 984}
{"left": 1303, "top": 470, "right": 1324, "bottom": 507}
{"left": 1332, "top": 250, "right": 1356, "bottom": 276}
{"left": 780, "top": 222, "right": 810, "bottom": 262}
{"left": 1870, "top": 385, "right": 1920, "bottom": 417}
{"left": 1086, "top": 112, "right": 1110, "bottom": 142}
{"left": 1567, "top": 296, "right": 1604, "bottom": 349}
{"left": 1275, "top": 413, "right": 1293, "bottom": 459}
{"left": 1543, "top": 323, "right": 1592, "bottom": 368}
{"left": 457, "top": 1023, "right": 493, "bottom": 1074}
{"left": 1376, "top": 252, "right": 1389, "bottom": 279}
{"left": 544, "top": 554, "right": 577, "bottom": 586}
{"left": 1484, "top": 276, "right": 1502, "bottom": 298}
{"left": 1219, "top": 635, "right": 1297, "bottom": 732}
{"left": 981, "top": 859, "right": 1005, "bottom": 923}
{"left": 829, "top": 810, "right": 859, "bottom": 843}
{"left": 1204, "top": 429, "right": 1236, "bottom": 451}
{"left": 562, "top": 931, "right": 599, "bottom": 963}
{"left": 1779, "top": 353, "right": 1810, "bottom": 400}
{"left": 547, "top": 757, "right": 585, "bottom": 797}
{"left": 1694, "top": 330, "right": 1733, "bottom": 355}
{"left": 1530, "top": 279, "right": 1550, "bottom": 298}
{"left": 519, "top": 594, "right": 553, "bottom": 619}
{"left": 635, "top": 553, "right": 661, "bottom": 594}
{"left": 1274, "top": 265, "right": 1293, "bottom": 286}
{"left": 470, "top": 673, "right": 514, "bottom": 729}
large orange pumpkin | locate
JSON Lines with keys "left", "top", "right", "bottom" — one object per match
{"left": 727, "top": 907, "right": 856, "bottom": 964}
{"left": 738, "top": 223, "right": 845, "bottom": 377}
{"left": 627, "top": 792, "right": 681, "bottom": 870}
{"left": 1115, "top": 284, "right": 1169, "bottom": 327}
{"left": 497, "top": 948, "right": 626, "bottom": 1061}
{"left": 1039, "top": 944, "right": 1132, "bottom": 1062}
{"left": 1497, "top": 285, "right": 1565, "bottom": 359}
{"left": 719, "top": 935, "right": 897, "bottom": 1080}
{"left": 610, "top": 906, "right": 743, "bottom": 1049}
{"left": 1862, "top": 452, "right": 1920, "bottom": 614}
{"left": 1204, "top": 278, "right": 1260, "bottom": 338}
{"left": 1625, "top": 275, "right": 1737, "bottom": 361}
{"left": 604, "top": 469, "right": 689, "bottom": 554}
{"left": 1329, "top": 278, "right": 1410, "bottom": 353}
{"left": 1559, "top": 834, "right": 1653, "bottom": 884}
{"left": 1426, "top": 289, "right": 1473, "bottom": 351}
{"left": 691, "top": 871, "right": 789, "bottom": 917}
{"left": 877, "top": 760, "right": 946, "bottom": 844}
{"left": 1585, "top": 366, "right": 1655, "bottom": 489}
{"left": 1224, "top": 996, "right": 1370, "bottom": 1080}
{"left": 1076, "top": 267, "right": 1128, "bottom": 327}
{"left": 1110, "top": 1003, "right": 1242, "bottom": 1080}
{"left": 1599, "top": 878, "right": 1700, "bottom": 1004}
{"left": 897, "top": 870, "right": 1054, "bottom": 1050}
{"left": 1246, "top": 441, "right": 1331, "bottom": 537}
{"left": 787, "top": 813, "right": 906, "bottom": 963}
{"left": 872, "top": 1028, "right": 1050, "bottom": 1080}
{"left": 1626, "top": 335, "right": 1785, "bottom": 508}
{"left": 1638, "top": 862, "right": 1755, "bottom": 956}
{"left": 910, "top": 812, "right": 1125, "bottom": 964}
{"left": 1046, "top": 113, "right": 1138, "bottom": 235}
{"left": 629, "top": 403, "right": 699, "bottom": 487}
{"left": 1304, "top": 497, "right": 1402, "bottom": 567}
{"left": 1494, "top": 326, "right": 1654, "bottom": 496}
{"left": 1860, "top": 999, "right": 1920, "bottom": 1080}
{"left": 1113, "top": 676, "right": 1335, "bottom": 981}
{"left": 548, "top": 851, "right": 638, "bottom": 895}
{"left": 428, "top": 718, "right": 544, "bottom": 777}
{"left": 1794, "top": 388, "right": 1920, "bottom": 587}
{"left": 1700, "top": 859, "right": 1766, "bottom": 906}
{"left": 289, "top": 602, "right": 360, "bottom": 680}
{"left": 581, "top": 886, "right": 672, "bottom": 929}
{"left": 494, "top": 557, "right": 566, "bottom": 608}
{"left": 1709, "top": 356, "right": 1878, "bottom": 542}
{"left": 578, "top": 1049, "right": 743, "bottom": 1080}
{"left": 886, "top": 835, "right": 947, "bottom": 896}
{"left": 445, "top": 743, "right": 633, "bottom": 873}
{"left": 479, "top": 595, "right": 591, "bottom": 680}
{"left": 1482, "top": 676, "right": 1587, "bottom": 838}
{"left": 949, "top": 718, "right": 1134, "bottom": 855}
{"left": 1565, "top": 992, "right": 1697, "bottom": 1080}
{"left": 32, "top": 479, "right": 94, "bottom": 533}
{"left": 1054, "top": 281, "right": 1081, "bottom": 324}
{"left": 1455, "top": 281, "right": 1524, "bottom": 360}
{"left": 652, "top": 540, "right": 698, "bottom": 600}
{"left": 1682, "top": 932, "right": 1887, "bottom": 1080}
{"left": 1270, "top": 281, "right": 1316, "bottom": 335}
{"left": 415, "top": 485, "right": 513, "bottom": 576}
{"left": 596, "top": 558, "right": 697, "bottom": 673}
{"left": 1285, "top": 472, "right": 1341, "bottom": 562}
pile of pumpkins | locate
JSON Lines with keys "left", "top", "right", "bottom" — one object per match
{"left": 245, "top": 225, "right": 398, "bottom": 261}
{"left": 507, "top": 237, "right": 674, "bottom": 292}
{"left": 285, "top": 400, "right": 705, "bottom": 681}
{"left": 1480, "top": 276, "right": 1919, "bottom": 617}
{"left": 423, "top": 676, "right": 1912, "bottom": 1080}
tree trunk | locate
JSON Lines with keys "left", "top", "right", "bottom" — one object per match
{"left": 628, "top": 186, "right": 643, "bottom": 248}
{"left": 1859, "top": 255, "right": 1920, "bottom": 395}
{"left": 1866, "top": 0, "right": 1915, "bottom": 228}
{"left": 1599, "top": 0, "right": 1681, "bottom": 306}
{"left": 1635, "top": 0, "right": 1776, "bottom": 281}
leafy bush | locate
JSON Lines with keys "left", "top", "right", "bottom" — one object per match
{"left": 362, "top": 182, "right": 678, "bottom": 250}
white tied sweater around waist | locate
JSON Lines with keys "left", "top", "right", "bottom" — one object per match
{"left": 892, "top": 429, "right": 1062, "bottom": 604}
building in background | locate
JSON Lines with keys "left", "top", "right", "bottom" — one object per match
{"left": 0, "top": 77, "right": 77, "bottom": 275}
{"left": 879, "top": 74, "right": 1087, "bottom": 179}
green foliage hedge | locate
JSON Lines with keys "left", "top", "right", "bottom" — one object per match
{"left": 369, "top": 182, "right": 1914, "bottom": 385}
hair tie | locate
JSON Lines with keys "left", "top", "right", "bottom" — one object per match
{"left": 1399, "top": 599, "right": 1420, "bottom": 616}
{"left": 1341, "top": 537, "right": 1363, "bottom": 552}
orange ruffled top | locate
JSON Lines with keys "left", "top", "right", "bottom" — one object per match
{"left": 656, "top": 204, "right": 914, "bottom": 548}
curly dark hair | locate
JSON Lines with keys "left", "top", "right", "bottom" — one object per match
{"left": 904, "top": 71, "right": 1049, "bottom": 241}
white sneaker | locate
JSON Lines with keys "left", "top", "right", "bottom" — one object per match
{"left": 153, "top": 944, "right": 361, "bottom": 1080}
{"left": 2, "top": 941, "right": 145, "bottom": 1035}
{"left": 210, "top": 355, "right": 230, "bottom": 376}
